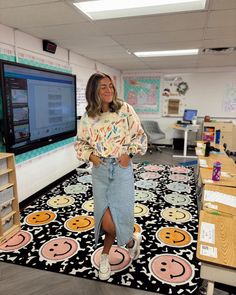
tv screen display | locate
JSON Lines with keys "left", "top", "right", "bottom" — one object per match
{"left": 0, "top": 60, "right": 77, "bottom": 155}
{"left": 183, "top": 109, "right": 197, "bottom": 122}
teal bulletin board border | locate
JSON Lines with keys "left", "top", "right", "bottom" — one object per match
{"left": 18, "top": 57, "right": 71, "bottom": 74}
{"left": 15, "top": 138, "right": 75, "bottom": 164}
{"left": 0, "top": 55, "right": 74, "bottom": 161}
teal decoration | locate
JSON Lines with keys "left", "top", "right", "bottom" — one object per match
{"left": 18, "top": 57, "right": 71, "bottom": 74}
{"left": 16, "top": 137, "right": 75, "bottom": 164}
{"left": 0, "top": 54, "right": 16, "bottom": 62}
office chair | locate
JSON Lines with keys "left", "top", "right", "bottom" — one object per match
{"left": 141, "top": 120, "right": 166, "bottom": 153}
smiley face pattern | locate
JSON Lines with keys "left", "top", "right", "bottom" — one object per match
{"left": 0, "top": 164, "right": 201, "bottom": 295}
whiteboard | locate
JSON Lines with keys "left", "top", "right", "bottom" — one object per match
{"left": 179, "top": 72, "right": 236, "bottom": 118}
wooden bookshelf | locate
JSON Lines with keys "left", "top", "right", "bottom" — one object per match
{"left": 0, "top": 153, "right": 21, "bottom": 244}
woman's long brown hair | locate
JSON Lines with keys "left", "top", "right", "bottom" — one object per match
{"left": 85, "top": 72, "right": 123, "bottom": 117}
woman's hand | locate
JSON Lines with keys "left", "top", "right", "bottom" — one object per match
{"left": 89, "top": 153, "right": 102, "bottom": 167}
{"left": 118, "top": 154, "right": 131, "bottom": 168}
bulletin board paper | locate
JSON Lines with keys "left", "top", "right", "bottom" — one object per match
{"left": 123, "top": 76, "right": 161, "bottom": 114}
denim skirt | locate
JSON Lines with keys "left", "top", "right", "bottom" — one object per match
{"left": 92, "top": 158, "right": 134, "bottom": 247}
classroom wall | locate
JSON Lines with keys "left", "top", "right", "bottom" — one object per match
{"left": 121, "top": 68, "right": 236, "bottom": 146}
{"left": 0, "top": 23, "right": 121, "bottom": 202}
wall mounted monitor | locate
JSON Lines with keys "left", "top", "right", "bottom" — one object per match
{"left": 0, "top": 60, "right": 77, "bottom": 155}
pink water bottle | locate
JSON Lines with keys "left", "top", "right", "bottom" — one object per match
{"left": 212, "top": 161, "right": 221, "bottom": 181}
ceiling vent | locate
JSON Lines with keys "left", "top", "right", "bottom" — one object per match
{"left": 201, "top": 47, "right": 236, "bottom": 54}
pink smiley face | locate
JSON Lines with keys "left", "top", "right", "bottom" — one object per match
{"left": 39, "top": 237, "right": 79, "bottom": 262}
{"left": 92, "top": 245, "right": 131, "bottom": 273}
{"left": 149, "top": 254, "right": 194, "bottom": 285}
{"left": 0, "top": 230, "right": 32, "bottom": 252}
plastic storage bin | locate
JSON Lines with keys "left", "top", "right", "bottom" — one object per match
{"left": 0, "top": 174, "right": 9, "bottom": 187}
{"left": 0, "top": 186, "right": 14, "bottom": 203}
{"left": 0, "top": 199, "right": 13, "bottom": 218}
{"left": 2, "top": 215, "right": 14, "bottom": 233}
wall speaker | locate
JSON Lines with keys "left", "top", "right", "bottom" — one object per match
{"left": 42, "top": 40, "right": 57, "bottom": 54}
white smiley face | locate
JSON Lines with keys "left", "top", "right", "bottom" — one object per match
{"left": 82, "top": 199, "right": 94, "bottom": 212}
{"left": 164, "top": 193, "right": 191, "bottom": 206}
{"left": 166, "top": 182, "right": 191, "bottom": 193}
{"left": 64, "top": 183, "right": 88, "bottom": 194}
{"left": 135, "top": 180, "right": 157, "bottom": 190}
{"left": 77, "top": 175, "right": 92, "bottom": 183}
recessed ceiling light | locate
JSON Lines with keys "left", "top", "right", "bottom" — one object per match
{"left": 73, "top": 0, "right": 207, "bottom": 20}
{"left": 134, "top": 49, "right": 199, "bottom": 57}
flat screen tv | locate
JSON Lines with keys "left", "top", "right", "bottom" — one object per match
{"left": 0, "top": 60, "right": 77, "bottom": 155}
{"left": 183, "top": 109, "right": 198, "bottom": 123}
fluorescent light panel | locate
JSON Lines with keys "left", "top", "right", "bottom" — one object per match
{"left": 73, "top": 0, "right": 207, "bottom": 20}
{"left": 134, "top": 49, "right": 199, "bottom": 57}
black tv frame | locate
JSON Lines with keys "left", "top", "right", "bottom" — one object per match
{"left": 0, "top": 60, "right": 77, "bottom": 155}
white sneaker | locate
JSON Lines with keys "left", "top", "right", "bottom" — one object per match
{"left": 128, "top": 233, "right": 142, "bottom": 260}
{"left": 99, "top": 254, "right": 111, "bottom": 280}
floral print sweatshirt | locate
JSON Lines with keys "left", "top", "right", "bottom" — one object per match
{"left": 75, "top": 102, "right": 147, "bottom": 162}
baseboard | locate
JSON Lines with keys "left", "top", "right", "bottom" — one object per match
{"left": 19, "top": 169, "right": 78, "bottom": 211}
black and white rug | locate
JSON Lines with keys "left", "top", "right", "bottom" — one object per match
{"left": 0, "top": 163, "right": 201, "bottom": 294}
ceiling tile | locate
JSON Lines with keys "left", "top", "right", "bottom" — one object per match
{"left": 210, "top": 0, "right": 236, "bottom": 10}
{"left": 207, "top": 9, "right": 236, "bottom": 27}
{"left": 112, "top": 30, "right": 203, "bottom": 46}
{"left": 0, "top": 2, "right": 87, "bottom": 28}
{"left": 95, "top": 12, "right": 208, "bottom": 35}
{"left": 0, "top": 0, "right": 58, "bottom": 8}
{"left": 204, "top": 27, "right": 236, "bottom": 39}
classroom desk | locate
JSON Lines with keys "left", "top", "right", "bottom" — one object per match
{"left": 199, "top": 166, "right": 236, "bottom": 188}
{"left": 196, "top": 210, "right": 236, "bottom": 295}
{"left": 196, "top": 150, "right": 236, "bottom": 188}
{"left": 202, "top": 184, "right": 236, "bottom": 216}
{"left": 172, "top": 124, "right": 200, "bottom": 158}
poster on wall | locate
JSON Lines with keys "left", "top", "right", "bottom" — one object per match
{"left": 162, "top": 75, "right": 189, "bottom": 116}
{"left": 223, "top": 83, "right": 236, "bottom": 114}
{"left": 76, "top": 77, "right": 87, "bottom": 117}
{"left": 123, "top": 76, "right": 161, "bottom": 114}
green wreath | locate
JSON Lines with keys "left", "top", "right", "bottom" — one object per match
{"left": 177, "top": 82, "right": 189, "bottom": 95}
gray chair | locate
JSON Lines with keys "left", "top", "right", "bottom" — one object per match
{"left": 141, "top": 120, "right": 166, "bottom": 153}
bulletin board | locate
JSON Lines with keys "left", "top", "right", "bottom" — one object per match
{"left": 123, "top": 74, "right": 161, "bottom": 114}
{"left": 162, "top": 71, "right": 236, "bottom": 118}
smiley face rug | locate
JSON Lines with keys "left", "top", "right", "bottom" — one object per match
{"left": 0, "top": 164, "right": 201, "bottom": 295}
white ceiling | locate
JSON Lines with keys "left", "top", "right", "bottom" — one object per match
{"left": 0, "top": 0, "right": 236, "bottom": 71}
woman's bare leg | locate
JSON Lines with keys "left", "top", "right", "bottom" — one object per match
{"left": 101, "top": 208, "right": 116, "bottom": 254}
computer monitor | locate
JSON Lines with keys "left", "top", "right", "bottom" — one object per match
{"left": 183, "top": 109, "right": 198, "bottom": 123}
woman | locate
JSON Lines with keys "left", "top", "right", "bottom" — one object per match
{"left": 75, "top": 72, "right": 147, "bottom": 280}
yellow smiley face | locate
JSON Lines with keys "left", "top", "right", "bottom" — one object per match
{"left": 156, "top": 227, "right": 192, "bottom": 247}
{"left": 47, "top": 195, "right": 75, "bottom": 208}
{"left": 161, "top": 208, "right": 192, "bottom": 223}
{"left": 65, "top": 215, "right": 95, "bottom": 232}
{"left": 25, "top": 210, "right": 56, "bottom": 226}
{"left": 134, "top": 203, "right": 149, "bottom": 217}
{"left": 82, "top": 199, "right": 94, "bottom": 212}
